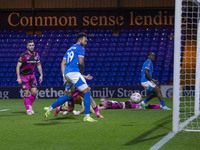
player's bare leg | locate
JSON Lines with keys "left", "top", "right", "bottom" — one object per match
{"left": 152, "top": 87, "right": 163, "bottom": 101}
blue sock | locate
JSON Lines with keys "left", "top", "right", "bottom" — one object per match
{"left": 143, "top": 97, "right": 151, "bottom": 104}
{"left": 84, "top": 91, "right": 91, "bottom": 115}
{"left": 51, "top": 95, "right": 72, "bottom": 109}
{"left": 160, "top": 100, "right": 166, "bottom": 107}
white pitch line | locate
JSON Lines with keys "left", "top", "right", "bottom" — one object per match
{"left": 0, "top": 109, "right": 10, "bottom": 112}
{"left": 149, "top": 131, "right": 177, "bottom": 150}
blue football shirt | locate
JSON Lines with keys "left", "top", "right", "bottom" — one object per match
{"left": 141, "top": 59, "right": 154, "bottom": 83}
{"left": 63, "top": 44, "right": 85, "bottom": 74}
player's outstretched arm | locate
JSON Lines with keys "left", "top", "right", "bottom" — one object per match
{"left": 80, "top": 102, "right": 86, "bottom": 114}
{"left": 78, "top": 102, "right": 95, "bottom": 114}
{"left": 61, "top": 106, "right": 71, "bottom": 111}
{"left": 16, "top": 62, "right": 22, "bottom": 84}
{"left": 98, "top": 105, "right": 106, "bottom": 110}
{"left": 37, "top": 63, "right": 43, "bottom": 83}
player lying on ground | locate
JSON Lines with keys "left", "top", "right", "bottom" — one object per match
{"left": 56, "top": 95, "right": 93, "bottom": 115}
{"left": 98, "top": 97, "right": 162, "bottom": 110}
{"left": 54, "top": 88, "right": 104, "bottom": 118}
{"left": 140, "top": 52, "right": 171, "bottom": 110}
{"left": 55, "top": 95, "right": 95, "bottom": 115}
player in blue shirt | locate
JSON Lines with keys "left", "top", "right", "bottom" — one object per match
{"left": 140, "top": 52, "right": 171, "bottom": 110}
{"left": 44, "top": 32, "right": 96, "bottom": 122}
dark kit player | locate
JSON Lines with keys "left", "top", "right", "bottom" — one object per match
{"left": 16, "top": 40, "right": 43, "bottom": 115}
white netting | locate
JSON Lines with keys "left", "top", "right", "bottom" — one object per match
{"left": 176, "top": 0, "right": 200, "bottom": 131}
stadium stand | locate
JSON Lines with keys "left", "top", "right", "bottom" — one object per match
{"left": 0, "top": 28, "right": 174, "bottom": 86}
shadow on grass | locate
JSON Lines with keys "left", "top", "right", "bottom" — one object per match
{"left": 0, "top": 111, "right": 25, "bottom": 117}
{"left": 50, "top": 116, "right": 76, "bottom": 120}
{"left": 33, "top": 121, "right": 65, "bottom": 126}
{"left": 122, "top": 124, "right": 134, "bottom": 127}
{"left": 124, "top": 115, "right": 171, "bottom": 145}
{"left": 11, "top": 111, "right": 26, "bottom": 114}
{"left": 33, "top": 116, "right": 80, "bottom": 126}
{"left": 0, "top": 114, "right": 18, "bottom": 117}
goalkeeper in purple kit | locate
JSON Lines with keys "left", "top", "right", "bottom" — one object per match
{"left": 98, "top": 97, "right": 162, "bottom": 110}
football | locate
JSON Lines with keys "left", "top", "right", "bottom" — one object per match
{"left": 130, "top": 93, "right": 142, "bottom": 104}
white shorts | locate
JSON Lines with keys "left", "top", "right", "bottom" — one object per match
{"left": 65, "top": 72, "right": 88, "bottom": 92}
{"left": 141, "top": 81, "right": 156, "bottom": 92}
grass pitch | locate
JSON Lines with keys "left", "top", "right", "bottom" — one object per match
{"left": 0, "top": 98, "right": 199, "bottom": 150}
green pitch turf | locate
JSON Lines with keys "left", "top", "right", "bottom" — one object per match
{"left": 0, "top": 98, "right": 198, "bottom": 150}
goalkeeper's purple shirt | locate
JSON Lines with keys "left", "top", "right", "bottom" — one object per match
{"left": 105, "top": 100, "right": 124, "bottom": 109}
{"left": 104, "top": 100, "right": 141, "bottom": 109}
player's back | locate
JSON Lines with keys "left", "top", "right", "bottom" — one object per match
{"left": 64, "top": 44, "right": 85, "bottom": 74}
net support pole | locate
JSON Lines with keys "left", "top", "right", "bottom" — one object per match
{"left": 173, "top": 0, "right": 182, "bottom": 132}
{"left": 194, "top": 17, "right": 200, "bottom": 116}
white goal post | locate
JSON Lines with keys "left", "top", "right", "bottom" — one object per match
{"left": 173, "top": 0, "right": 200, "bottom": 132}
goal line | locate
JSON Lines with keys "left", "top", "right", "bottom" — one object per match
{"left": 149, "top": 131, "right": 177, "bottom": 150}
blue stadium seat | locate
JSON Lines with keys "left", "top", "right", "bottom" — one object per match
{"left": 0, "top": 28, "right": 174, "bottom": 86}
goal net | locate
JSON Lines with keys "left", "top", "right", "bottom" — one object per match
{"left": 173, "top": 0, "right": 200, "bottom": 132}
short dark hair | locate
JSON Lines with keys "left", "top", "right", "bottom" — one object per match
{"left": 100, "top": 97, "right": 106, "bottom": 100}
{"left": 27, "top": 40, "right": 34, "bottom": 45}
{"left": 148, "top": 52, "right": 154, "bottom": 56}
{"left": 76, "top": 32, "right": 87, "bottom": 41}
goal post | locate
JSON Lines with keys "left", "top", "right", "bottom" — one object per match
{"left": 173, "top": 0, "right": 200, "bottom": 132}
{"left": 173, "top": 0, "right": 182, "bottom": 132}
{"left": 194, "top": 20, "right": 200, "bottom": 117}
